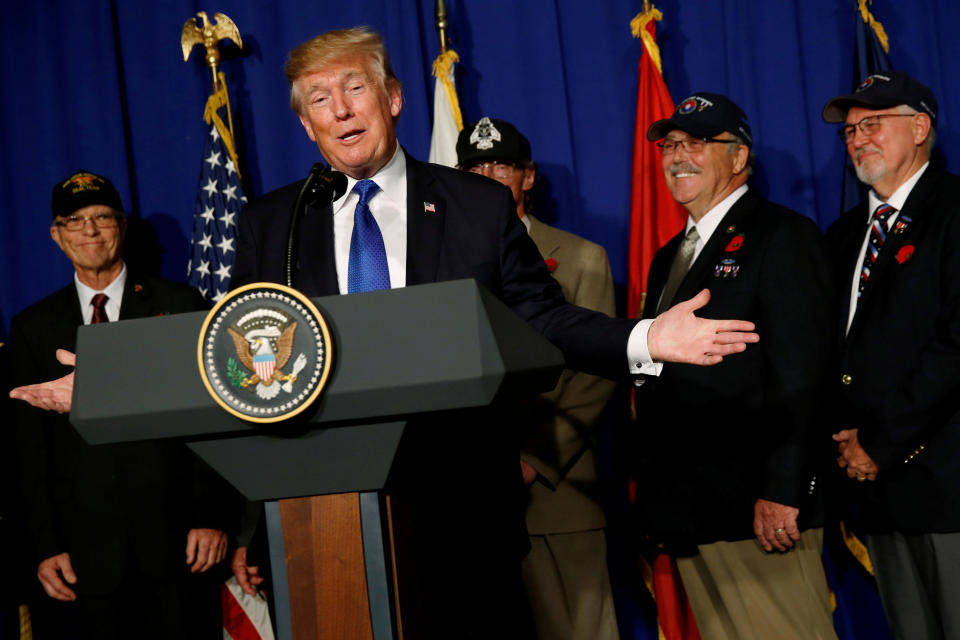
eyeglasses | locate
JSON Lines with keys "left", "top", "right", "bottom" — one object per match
{"left": 465, "top": 161, "right": 520, "bottom": 179}
{"left": 656, "top": 136, "right": 741, "bottom": 155}
{"left": 838, "top": 113, "right": 915, "bottom": 143}
{"left": 55, "top": 212, "right": 122, "bottom": 231}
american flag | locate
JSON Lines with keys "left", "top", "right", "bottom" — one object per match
{"left": 187, "top": 102, "right": 247, "bottom": 302}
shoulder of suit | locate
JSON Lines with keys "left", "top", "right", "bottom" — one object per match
{"left": 242, "top": 179, "right": 307, "bottom": 214}
{"left": 739, "top": 194, "right": 823, "bottom": 239}
{"left": 11, "top": 282, "right": 77, "bottom": 326}
{"left": 417, "top": 158, "right": 514, "bottom": 200}
{"left": 125, "top": 273, "right": 208, "bottom": 312}
{"left": 528, "top": 216, "right": 608, "bottom": 255}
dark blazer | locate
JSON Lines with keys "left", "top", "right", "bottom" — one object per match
{"left": 231, "top": 152, "right": 637, "bottom": 380}
{"left": 10, "top": 273, "right": 234, "bottom": 596}
{"left": 231, "top": 153, "right": 638, "bottom": 635}
{"left": 826, "top": 167, "right": 960, "bottom": 533}
{"left": 633, "top": 189, "right": 836, "bottom": 548}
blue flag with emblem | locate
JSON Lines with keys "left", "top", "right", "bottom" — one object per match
{"left": 187, "top": 71, "right": 248, "bottom": 302}
{"left": 841, "top": 0, "right": 893, "bottom": 212}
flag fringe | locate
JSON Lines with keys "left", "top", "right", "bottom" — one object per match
{"left": 630, "top": 5, "right": 665, "bottom": 75}
{"left": 432, "top": 50, "right": 464, "bottom": 131}
{"left": 857, "top": 0, "right": 890, "bottom": 53}
{"left": 840, "top": 520, "right": 876, "bottom": 576}
{"left": 204, "top": 71, "right": 242, "bottom": 179}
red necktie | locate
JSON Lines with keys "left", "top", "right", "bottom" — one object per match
{"left": 91, "top": 293, "right": 109, "bottom": 324}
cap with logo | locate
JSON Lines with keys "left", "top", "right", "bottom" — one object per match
{"left": 822, "top": 70, "right": 937, "bottom": 125}
{"left": 647, "top": 92, "right": 753, "bottom": 147}
{"left": 51, "top": 170, "right": 124, "bottom": 220}
{"left": 456, "top": 117, "right": 532, "bottom": 167}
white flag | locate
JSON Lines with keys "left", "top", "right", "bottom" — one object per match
{"left": 428, "top": 50, "right": 463, "bottom": 167}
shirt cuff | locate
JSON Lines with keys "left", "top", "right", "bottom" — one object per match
{"left": 627, "top": 318, "right": 663, "bottom": 377}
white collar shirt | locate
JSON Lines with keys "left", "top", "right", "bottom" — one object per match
{"left": 75, "top": 262, "right": 127, "bottom": 324}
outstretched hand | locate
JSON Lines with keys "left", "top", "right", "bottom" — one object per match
{"left": 648, "top": 289, "right": 759, "bottom": 365}
{"left": 10, "top": 349, "right": 76, "bottom": 413}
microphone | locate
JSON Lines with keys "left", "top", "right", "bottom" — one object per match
{"left": 285, "top": 163, "right": 348, "bottom": 287}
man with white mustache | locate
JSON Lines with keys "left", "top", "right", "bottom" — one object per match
{"left": 633, "top": 92, "right": 837, "bottom": 640}
{"left": 823, "top": 71, "right": 960, "bottom": 639}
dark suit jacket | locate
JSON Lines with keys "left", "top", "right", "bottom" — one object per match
{"left": 231, "top": 152, "right": 636, "bottom": 380}
{"left": 231, "top": 153, "right": 637, "bottom": 634}
{"left": 10, "top": 273, "right": 234, "bottom": 595}
{"left": 826, "top": 167, "right": 960, "bottom": 534}
{"left": 633, "top": 189, "right": 836, "bottom": 548}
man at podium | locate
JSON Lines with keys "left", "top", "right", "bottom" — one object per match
{"left": 226, "top": 27, "right": 759, "bottom": 636}
{"left": 8, "top": 172, "right": 235, "bottom": 639}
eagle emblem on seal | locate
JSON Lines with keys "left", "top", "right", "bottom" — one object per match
{"left": 225, "top": 310, "right": 307, "bottom": 400}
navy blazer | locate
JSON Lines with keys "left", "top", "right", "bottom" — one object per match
{"left": 633, "top": 190, "right": 836, "bottom": 548}
{"left": 10, "top": 274, "right": 235, "bottom": 595}
{"left": 231, "top": 151, "right": 637, "bottom": 380}
{"left": 827, "top": 167, "right": 960, "bottom": 533}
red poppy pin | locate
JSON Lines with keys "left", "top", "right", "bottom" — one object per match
{"left": 725, "top": 234, "right": 745, "bottom": 252}
{"left": 545, "top": 258, "right": 558, "bottom": 272}
{"left": 896, "top": 245, "right": 915, "bottom": 264}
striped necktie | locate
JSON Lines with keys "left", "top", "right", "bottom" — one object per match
{"left": 857, "top": 203, "right": 896, "bottom": 298}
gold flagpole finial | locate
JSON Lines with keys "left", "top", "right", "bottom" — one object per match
{"left": 435, "top": 0, "right": 449, "bottom": 53}
{"left": 181, "top": 11, "right": 243, "bottom": 91}
{"left": 642, "top": 0, "right": 652, "bottom": 13}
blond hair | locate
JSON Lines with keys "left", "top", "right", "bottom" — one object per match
{"left": 285, "top": 27, "right": 400, "bottom": 114}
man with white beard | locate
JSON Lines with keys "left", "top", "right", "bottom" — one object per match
{"left": 823, "top": 71, "right": 960, "bottom": 640}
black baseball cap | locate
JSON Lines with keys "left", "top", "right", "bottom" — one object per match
{"left": 647, "top": 92, "right": 753, "bottom": 147}
{"left": 51, "top": 170, "right": 124, "bottom": 219}
{"left": 456, "top": 117, "right": 532, "bottom": 167}
{"left": 822, "top": 70, "right": 937, "bottom": 124}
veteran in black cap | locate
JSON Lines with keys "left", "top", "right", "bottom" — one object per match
{"left": 823, "top": 71, "right": 960, "bottom": 640}
{"left": 634, "top": 93, "right": 838, "bottom": 640}
{"left": 457, "top": 118, "right": 620, "bottom": 640}
{"left": 9, "top": 170, "right": 235, "bottom": 638}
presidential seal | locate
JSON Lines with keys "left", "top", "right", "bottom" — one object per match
{"left": 197, "top": 282, "right": 332, "bottom": 423}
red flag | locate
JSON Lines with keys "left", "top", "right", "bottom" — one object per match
{"left": 627, "top": 7, "right": 687, "bottom": 318}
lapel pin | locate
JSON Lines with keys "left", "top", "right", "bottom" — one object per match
{"left": 895, "top": 245, "right": 915, "bottom": 264}
{"left": 725, "top": 234, "right": 745, "bottom": 252}
{"left": 134, "top": 284, "right": 143, "bottom": 292}
{"left": 726, "top": 224, "right": 736, "bottom": 234}
{"left": 423, "top": 201, "right": 437, "bottom": 213}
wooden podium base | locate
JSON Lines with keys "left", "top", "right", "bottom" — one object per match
{"left": 268, "top": 493, "right": 401, "bottom": 640}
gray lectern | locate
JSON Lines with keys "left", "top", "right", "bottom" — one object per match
{"left": 70, "top": 279, "right": 563, "bottom": 640}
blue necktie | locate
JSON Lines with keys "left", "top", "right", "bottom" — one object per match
{"left": 348, "top": 179, "right": 391, "bottom": 293}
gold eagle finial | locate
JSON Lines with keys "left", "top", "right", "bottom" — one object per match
{"left": 181, "top": 11, "right": 243, "bottom": 90}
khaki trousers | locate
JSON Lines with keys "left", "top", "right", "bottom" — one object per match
{"left": 522, "top": 529, "right": 620, "bottom": 640}
{"left": 676, "top": 528, "right": 836, "bottom": 640}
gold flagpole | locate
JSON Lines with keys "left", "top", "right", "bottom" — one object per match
{"left": 435, "top": 0, "right": 449, "bottom": 53}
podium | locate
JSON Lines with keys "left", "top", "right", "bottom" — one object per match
{"left": 70, "top": 279, "right": 563, "bottom": 639}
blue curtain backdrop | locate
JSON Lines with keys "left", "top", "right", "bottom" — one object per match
{"left": 3, "top": 0, "right": 959, "bottom": 336}
{"left": 1, "top": 2, "right": 957, "bottom": 636}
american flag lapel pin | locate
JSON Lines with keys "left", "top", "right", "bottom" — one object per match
{"left": 423, "top": 201, "right": 436, "bottom": 213}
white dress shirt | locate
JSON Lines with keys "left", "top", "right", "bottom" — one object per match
{"left": 332, "top": 145, "right": 408, "bottom": 293}
{"left": 629, "top": 184, "right": 749, "bottom": 376}
{"left": 845, "top": 162, "right": 929, "bottom": 332}
{"left": 75, "top": 263, "right": 127, "bottom": 324}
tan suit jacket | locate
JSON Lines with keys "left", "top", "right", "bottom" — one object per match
{"left": 522, "top": 215, "right": 617, "bottom": 534}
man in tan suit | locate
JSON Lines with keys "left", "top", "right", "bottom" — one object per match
{"left": 457, "top": 118, "right": 620, "bottom": 640}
